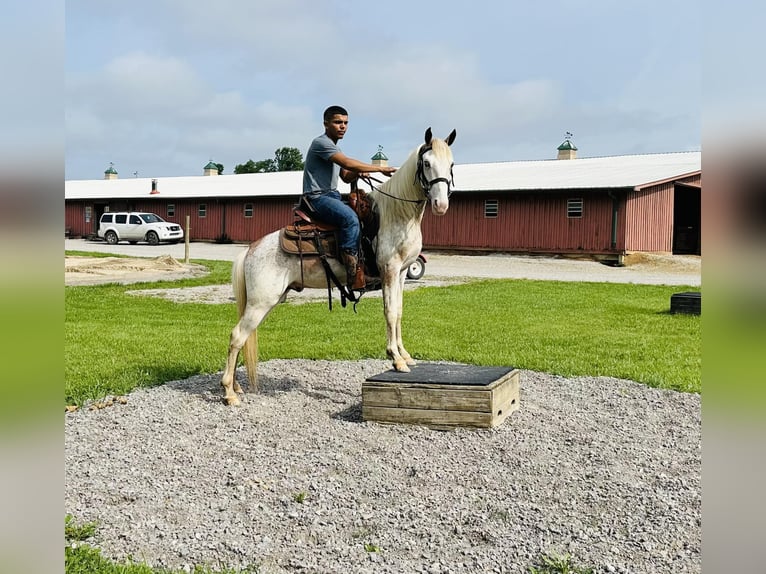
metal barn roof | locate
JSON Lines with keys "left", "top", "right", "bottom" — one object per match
{"left": 451, "top": 151, "right": 700, "bottom": 192}
{"left": 65, "top": 151, "right": 701, "bottom": 201}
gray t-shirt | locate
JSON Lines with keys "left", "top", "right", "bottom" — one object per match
{"left": 302, "top": 133, "right": 341, "bottom": 195}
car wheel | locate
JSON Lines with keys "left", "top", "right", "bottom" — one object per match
{"left": 105, "top": 231, "right": 118, "bottom": 245}
{"left": 406, "top": 256, "right": 426, "bottom": 280}
{"left": 146, "top": 231, "right": 159, "bottom": 246}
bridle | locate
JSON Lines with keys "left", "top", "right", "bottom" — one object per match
{"left": 415, "top": 143, "right": 455, "bottom": 200}
{"left": 360, "top": 144, "right": 454, "bottom": 204}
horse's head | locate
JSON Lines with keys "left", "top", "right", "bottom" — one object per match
{"left": 417, "top": 127, "right": 456, "bottom": 216}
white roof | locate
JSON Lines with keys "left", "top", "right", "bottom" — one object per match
{"left": 65, "top": 151, "right": 701, "bottom": 200}
{"left": 452, "top": 151, "right": 701, "bottom": 192}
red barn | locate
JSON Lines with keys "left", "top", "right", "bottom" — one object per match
{"left": 65, "top": 150, "right": 701, "bottom": 260}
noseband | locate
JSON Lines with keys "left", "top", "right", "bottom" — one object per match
{"left": 416, "top": 144, "right": 454, "bottom": 199}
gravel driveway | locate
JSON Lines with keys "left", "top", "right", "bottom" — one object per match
{"left": 64, "top": 239, "right": 701, "bottom": 573}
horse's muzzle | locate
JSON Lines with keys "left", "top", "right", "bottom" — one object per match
{"left": 431, "top": 198, "right": 449, "bottom": 215}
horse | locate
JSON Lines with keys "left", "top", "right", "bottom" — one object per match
{"left": 220, "top": 127, "right": 457, "bottom": 405}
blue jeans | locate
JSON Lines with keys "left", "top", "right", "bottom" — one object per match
{"left": 306, "top": 191, "right": 360, "bottom": 254}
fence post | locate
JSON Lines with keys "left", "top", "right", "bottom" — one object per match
{"left": 184, "top": 215, "right": 190, "bottom": 264}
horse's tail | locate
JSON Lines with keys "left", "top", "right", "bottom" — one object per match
{"left": 232, "top": 249, "right": 259, "bottom": 392}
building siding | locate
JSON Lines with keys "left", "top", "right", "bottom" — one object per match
{"left": 624, "top": 174, "right": 701, "bottom": 252}
{"left": 422, "top": 191, "right": 625, "bottom": 254}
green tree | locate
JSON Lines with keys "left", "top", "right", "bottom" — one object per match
{"left": 274, "top": 147, "right": 304, "bottom": 171}
{"left": 215, "top": 162, "right": 224, "bottom": 175}
{"left": 234, "top": 147, "right": 304, "bottom": 174}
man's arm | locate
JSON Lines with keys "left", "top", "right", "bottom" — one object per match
{"left": 330, "top": 151, "right": 397, "bottom": 183}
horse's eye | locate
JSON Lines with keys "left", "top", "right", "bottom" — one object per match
{"left": 424, "top": 161, "right": 431, "bottom": 169}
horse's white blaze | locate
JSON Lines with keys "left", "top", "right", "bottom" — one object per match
{"left": 219, "top": 128, "right": 457, "bottom": 403}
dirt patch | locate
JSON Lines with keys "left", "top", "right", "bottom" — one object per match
{"left": 622, "top": 252, "right": 701, "bottom": 272}
{"left": 65, "top": 256, "right": 208, "bottom": 286}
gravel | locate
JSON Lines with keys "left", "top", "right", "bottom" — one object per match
{"left": 65, "top": 359, "right": 701, "bottom": 574}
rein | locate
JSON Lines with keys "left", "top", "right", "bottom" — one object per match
{"left": 359, "top": 175, "right": 425, "bottom": 204}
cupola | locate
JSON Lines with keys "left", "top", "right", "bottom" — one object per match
{"left": 204, "top": 160, "right": 219, "bottom": 176}
{"left": 557, "top": 133, "right": 578, "bottom": 160}
{"left": 104, "top": 162, "right": 118, "bottom": 180}
{"left": 371, "top": 145, "right": 388, "bottom": 167}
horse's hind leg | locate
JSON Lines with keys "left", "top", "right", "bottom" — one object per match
{"left": 220, "top": 304, "right": 268, "bottom": 406}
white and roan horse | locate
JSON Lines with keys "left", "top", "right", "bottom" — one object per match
{"left": 220, "top": 127, "right": 456, "bottom": 405}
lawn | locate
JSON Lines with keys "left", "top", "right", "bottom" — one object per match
{"left": 65, "top": 257, "right": 700, "bottom": 406}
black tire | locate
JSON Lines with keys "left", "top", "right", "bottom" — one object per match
{"left": 105, "top": 230, "right": 118, "bottom": 245}
{"left": 146, "top": 231, "right": 159, "bottom": 246}
{"left": 406, "top": 256, "right": 426, "bottom": 280}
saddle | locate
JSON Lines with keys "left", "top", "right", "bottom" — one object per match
{"left": 278, "top": 187, "right": 380, "bottom": 308}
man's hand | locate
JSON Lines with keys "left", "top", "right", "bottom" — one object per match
{"left": 380, "top": 166, "right": 397, "bottom": 177}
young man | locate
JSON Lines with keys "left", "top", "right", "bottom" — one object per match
{"left": 302, "top": 105, "right": 397, "bottom": 289}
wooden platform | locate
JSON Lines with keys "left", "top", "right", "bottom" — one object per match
{"left": 362, "top": 363, "right": 520, "bottom": 429}
{"left": 670, "top": 291, "right": 701, "bottom": 315}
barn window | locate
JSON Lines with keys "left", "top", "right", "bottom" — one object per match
{"left": 244, "top": 203, "right": 254, "bottom": 218}
{"left": 85, "top": 206, "right": 92, "bottom": 223}
{"left": 567, "top": 198, "right": 583, "bottom": 218}
{"left": 167, "top": 204, "right": 175, "bottom": 217}
{"left": 484, "top": 199, "right": 499, "bottom": 218}
{"left": 198, "top": 204, "right": 207, "bottom": 217}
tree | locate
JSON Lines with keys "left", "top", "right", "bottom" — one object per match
{"left": 234, "top": 147, "right": 304, "bottom": 174}
{"left": 273, "top": 147, "right": 304, "bottom": 171}
{"left": 215, "top": 163, "right": 224, "bottom": 175}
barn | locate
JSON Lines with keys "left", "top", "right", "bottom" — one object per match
{"left": 65, "top": 146, "right": 701, "bottom": 260}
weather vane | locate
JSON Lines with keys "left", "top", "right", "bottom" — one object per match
{"left": 565, "top": 131, "right": 573, "bottom": 141}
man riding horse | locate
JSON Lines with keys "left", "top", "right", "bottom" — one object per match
{"left": 302, "top": 105, "right": 397, "bottom": 289}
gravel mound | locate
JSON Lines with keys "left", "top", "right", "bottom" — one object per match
{"left": 65, "top": 359, "right": 701, "bottom": 574}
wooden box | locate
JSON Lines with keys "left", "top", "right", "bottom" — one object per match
{"left": 362, "top": 363, "right": 520, "bottom": 429}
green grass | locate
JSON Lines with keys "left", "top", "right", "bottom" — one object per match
{"left": 65, "top": 256, "right": 700, "bottom": 405}
{"left": 65, "top": 516, "right": 259, "bottom": 574}
{"left": 529, "top": 552, "right": 594, "bottom": 574}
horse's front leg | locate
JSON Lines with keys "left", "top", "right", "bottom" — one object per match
{"left": 396, "top": 269, "right": 416, "bottom": 367}
{"left": 382, "top": 265, "right": 409, "bottom": 372}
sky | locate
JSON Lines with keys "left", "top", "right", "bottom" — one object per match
{"left": 64, "top": 0, "right": 704, "bottom": 181}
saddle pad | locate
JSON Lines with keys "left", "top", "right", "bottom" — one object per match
{"left": 279, "top": 225, "right": 338, "bottom": 257}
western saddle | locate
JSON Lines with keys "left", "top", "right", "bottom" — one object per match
{"left": 278, "top": 186, "right": 380, "bottom": 309}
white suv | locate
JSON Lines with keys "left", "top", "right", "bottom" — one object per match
{"left": 98, "top": 212, "right": 184, "bottom": 245}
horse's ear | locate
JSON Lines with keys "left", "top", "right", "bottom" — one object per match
{"left": 424, "top": 127, "right": 433, "bottom": 145}
{"left": 445, "top": 129, "right": 457, "bottom": 146}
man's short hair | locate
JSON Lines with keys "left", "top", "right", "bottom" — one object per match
{"left": 323, "top": 105, "right": 348, "bottom": 121}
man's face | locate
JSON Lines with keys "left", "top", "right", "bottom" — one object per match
{"left": 324, "top": 114, "right": 348, "bottom": 141}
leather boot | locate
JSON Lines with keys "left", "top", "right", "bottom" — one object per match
{"left": 341, "top": 251, "right": 365, "bottom": 290}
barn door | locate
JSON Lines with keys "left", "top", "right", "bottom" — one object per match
{"left": 672, "top": 184, "right": 701, "bottom": 255}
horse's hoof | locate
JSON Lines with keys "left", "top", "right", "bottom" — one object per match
{"left": 405, "top": 357, "right": 417, "bottom": 366}
{"left": 233, "top": 382, "right": 243, "bottom": 393}
{"left": 224, "top": 395, "right": 241, "bottom": 406}
{"left": 394, "top": 361, "right": 411, "bottom": 373}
